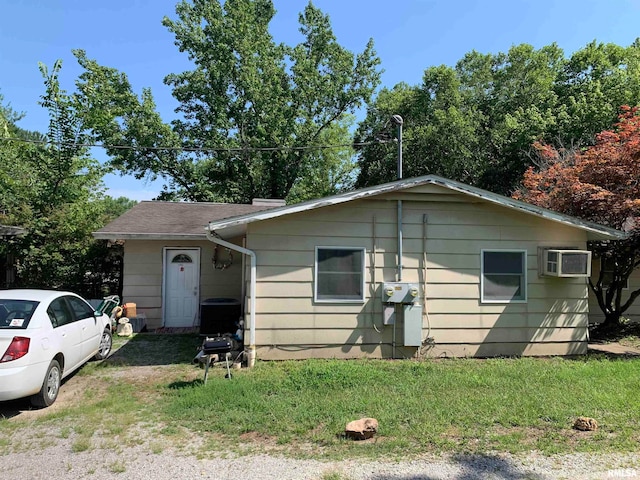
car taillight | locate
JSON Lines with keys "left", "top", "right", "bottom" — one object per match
{"left": 1, "top": 336, "right": 30, "bottom": 363}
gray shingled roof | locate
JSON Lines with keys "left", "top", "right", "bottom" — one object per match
{"left": 93, "top": 201, "right": 275, "bottom": 239}
{"left": 96, "top": 176, "right": 627, "bottom": 242}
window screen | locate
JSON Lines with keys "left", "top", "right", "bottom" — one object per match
{"left": 482, "top": 250, "right": 527, "bottom": 302}
{"left": 315, "top": 247, "right": 365, "bottom": 302}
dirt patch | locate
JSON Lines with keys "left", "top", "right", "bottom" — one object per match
{"left": 1, "top": 334, "right": 202, "bottom": 423}
{"left": 1, "top": 368, "right": 95, "bottom": 422}
{"left": 1, "top": 366, "right": 159, "bottom": 422}
{"left": 239, "top": 431, "right": 279, "bottom": 444}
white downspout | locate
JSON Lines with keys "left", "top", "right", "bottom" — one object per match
{"left": 392, "top": 114, "right": 404, "bottom": 284}
{"left": 206, "top": 228, "right": 258, "bottom": 367}
{"left": 391, "top": 115, "right": 404, "bottom": 359}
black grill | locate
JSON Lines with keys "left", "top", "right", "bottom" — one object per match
{"left": 200, "top": 336, "right": 233, "bottom": 382}
{"left": 202, "top": 336, "right": 232, "bottom": 355}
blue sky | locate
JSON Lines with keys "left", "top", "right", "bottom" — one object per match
{"left": 1, "top": 0, "right": 639, "bottom": 200}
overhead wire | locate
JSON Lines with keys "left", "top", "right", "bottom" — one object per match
{"left": 0, "top": 135, "right": 389, "bottom": 153}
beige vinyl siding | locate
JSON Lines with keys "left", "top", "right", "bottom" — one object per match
{"left": 245, "top": 191, "right": 590, "bottom": 360}
{"left": 255, "top": 341, "right": 584, "bottom": 360}
{"left": 122, "top": 239, "right": 244, "bottom": 329}
{"left": 253, "top": 326, "right": 582, "bottom": 345}
{"left": 253, "top": 312, "right": 587, "bottom": 330}
{"left": 589, "top": 258, "right": 640, "bottom": 324}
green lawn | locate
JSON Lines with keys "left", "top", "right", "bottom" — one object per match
{"left": 165, "top": 354, "right": 640, "bottom": 457}
{"left": 2, "top": 334, "right": 640, "bottom": 459}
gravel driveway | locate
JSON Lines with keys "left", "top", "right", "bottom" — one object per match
{"left": 3, "top": 338, "right": 639, "bottom": 479}
{"left": 3, "top": 436, "right": 640, "bottom": 479}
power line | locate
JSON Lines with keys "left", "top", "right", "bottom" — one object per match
{"left": 0, "top": 135, "right": 388, "bottom": 153}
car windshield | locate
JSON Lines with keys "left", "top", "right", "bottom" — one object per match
{"left": 0, "top": 300, "right": 39, "bottom": 329}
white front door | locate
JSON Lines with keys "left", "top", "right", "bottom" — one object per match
{"left": 164, "top": 248, "right": 200, "bottom": 328}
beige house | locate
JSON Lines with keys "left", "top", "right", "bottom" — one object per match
{"left": 94, "top": 175, "right": 624, "bottom": 363}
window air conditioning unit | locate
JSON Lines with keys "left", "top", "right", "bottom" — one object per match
{"left": 543, "top": 249, "right": 592, "bottom": 277}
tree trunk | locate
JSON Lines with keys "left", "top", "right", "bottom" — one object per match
{"left": 601, "top": 311, "right": 623, "bottom": 329}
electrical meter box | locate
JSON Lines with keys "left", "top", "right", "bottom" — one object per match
{"left": 403, "top": 303, "right": 422, "bottom": 346}
{"left": 382, "top": 282, "right": 420, "bottom": 304}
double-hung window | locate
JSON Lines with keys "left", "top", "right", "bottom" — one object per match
{"left": 481, "top": 250, "right": 527, "bottom": 303}
{"left": 315, "top": 247, "right": 365, "bottom": 303}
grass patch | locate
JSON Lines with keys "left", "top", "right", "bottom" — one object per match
{"left": 150, "top": 442, "right": 164, "bottom": 454}
{"left": 3, "top": 334, "right": 640, "bottom": 459}
{"left": 108, "top": 460, "right": 127, "bottom": 473}
{"left": 71, "top": 437, "right": 92, "bottom": 453}
{"left": 321, "top": 472, "right": 350, "bottom": 480}
{"left": 164, "top": 356, "right": 640, "bottom": 456}
{"left": 0, "top": 333, "right": 202, "bottom": 454}
{"left": 101, "top": 333, "right": 198, "bottom": 367}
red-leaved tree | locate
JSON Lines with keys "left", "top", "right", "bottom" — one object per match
{"left": 514, "top": 106, "right": 640, "bottom": 329}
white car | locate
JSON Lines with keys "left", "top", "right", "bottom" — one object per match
{"left": 0, "top": 290, "right": 112, "bottom": 407}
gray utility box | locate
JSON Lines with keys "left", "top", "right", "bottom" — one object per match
{"left": 381, "top": 282, "right": 420, "bottom": 326}
{"left": 403, "top": 303, "right": 423, "bottom": 346}
{"left": 381, "top": 282, "right": 419, "bottom": 304}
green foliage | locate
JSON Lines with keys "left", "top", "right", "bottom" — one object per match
{"left": 74, "top": 0, "right": 381, "bottom": 203}
{"left": 7, "top": 62, "right": 104, "bottom": 291}
{"left": 286, "top": 115, "right": 357, "bottom": 203}
{"left": 356, "top": 39, "right": 640, "bottom": 195}
{"left": 515, "top": 107, "right": 640, "bottom": 328}
{"left": 0, "top": 64, "right": 134, "bottom": 295}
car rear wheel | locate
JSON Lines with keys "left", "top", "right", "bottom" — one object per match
{"left": 31, "top": 359, "right": 61, "bottom": 408}
{"left": 94, "top": 328, "right": 112, "bottom": 360}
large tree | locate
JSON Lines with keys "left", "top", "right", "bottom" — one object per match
{"left": 514, "top": 106, "right": 640, "bottom": 329}
{"left": 356, "top": 40, "right": 640, "bottom": 195}
{"left": 74, "top": 0, "right": 381, "bottom": 203}
{"left": 0, "top": 63, "right": 134, "bottom": 296}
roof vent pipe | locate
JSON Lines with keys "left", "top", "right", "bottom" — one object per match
{"left": 391, "top": 115, "right": 404, "bottom": 281}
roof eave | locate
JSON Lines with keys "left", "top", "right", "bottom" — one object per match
{"left": 206, "top": 177, "right": 427, "bottom": 232}
{"left": 93, "top": 232, "right": 207, "bottom": 241}
{"left": 427, "top": 177, "right": 626, "bottom": 241}
{"left": 206, "top": 175, "right": 626, "bottom": 241}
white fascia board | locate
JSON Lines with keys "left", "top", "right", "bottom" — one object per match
{"left": 206, "top": 177, "right": 428, "bottom": 231}
{"left": 205, "top": 174, "right": 626, "bottom": 241}
{"left": 428, "top": 176, "right": 626, "bottom": 241}
{"left": 92, "top": 232, "right": 206, "bottom": 241}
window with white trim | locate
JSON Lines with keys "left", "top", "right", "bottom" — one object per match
{"left": 481, "top": 250, "right": 527, "bottom": 303}
{"left": 315, "top": 247, "right": 365, "bottom": 302}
